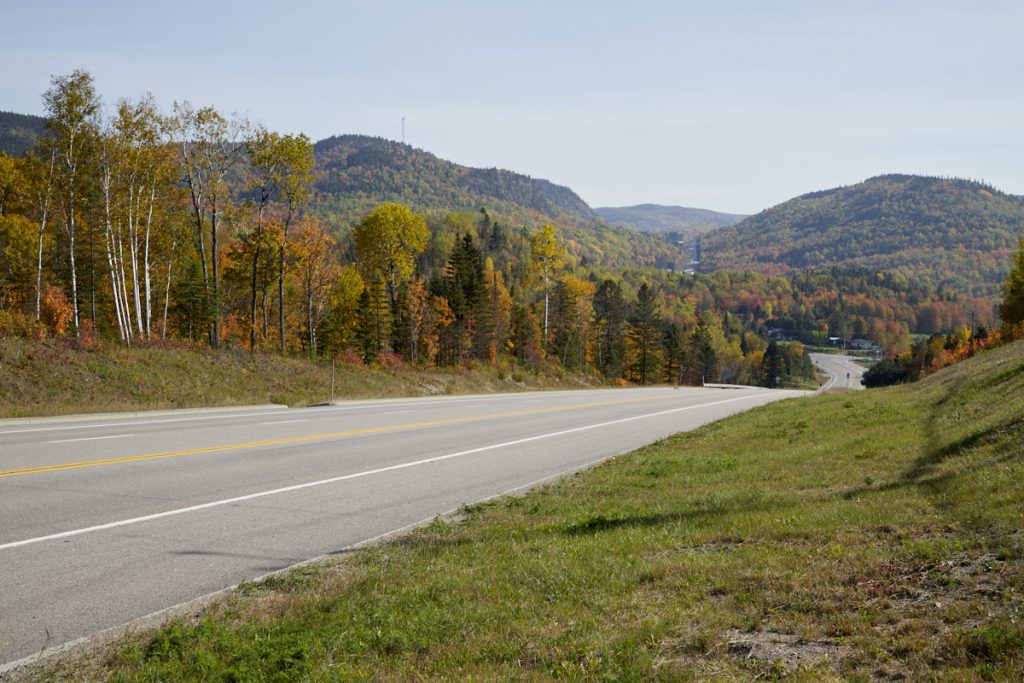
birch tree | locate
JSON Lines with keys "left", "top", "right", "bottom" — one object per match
{"left": 28, "top": 150, "right": 56, "bottom": 320}
{"left": 43, "top": 70, "right": 100, "bottom": 335}
{"left": 289, "top": 216, "right": 338, "bottom": 354}
{"left": 170, "top": 102, "right": 247, "bottom": 348}
{"left": 273, "top": 134, "right": 313, "bottom": 351}
{"left": 528, "top": 223, "right": 567, "bottom": 344}
{"left": 244, "top": 126, "right": 285, "bottom": 351}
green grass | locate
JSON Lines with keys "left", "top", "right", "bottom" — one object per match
{"left": 27, "top": 342, "right": 1024, "bottom": 681}
{"left": 0, "top": 338, "right": 593, "bottom": 418}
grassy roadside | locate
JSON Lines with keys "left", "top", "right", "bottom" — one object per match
{"left": 24, "top": 341, "right": 1024, "bottom": 681}
{"left": 0, "top": 338, "right": 594, "bottom": 418}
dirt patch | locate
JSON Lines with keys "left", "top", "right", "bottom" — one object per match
{"left": 725, "top": 629, "right": 848, "bottom": 668}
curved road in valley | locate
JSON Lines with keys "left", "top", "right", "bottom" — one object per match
{"left": 0, "top": 385, "right": 805, "bottom": 670}
{"left": 811, "top": 352, "right": 867, "bottom": 390}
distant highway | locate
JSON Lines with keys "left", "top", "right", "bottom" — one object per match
{"left": 0, "top": 385, "right": 805, "bottom": 669}
{"left": 811, "top": 352, "right": 867, "bottom": 390}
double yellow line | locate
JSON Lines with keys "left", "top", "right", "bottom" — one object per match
{"left": 0, "top": 395, "right": 672, "bottom": 479}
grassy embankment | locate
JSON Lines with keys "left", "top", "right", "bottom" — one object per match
{"left": 0, "top": 337, "right": 594, "bottom": 419}
{"left": 27, "top": 341, "right": 1024, "bottom": 681}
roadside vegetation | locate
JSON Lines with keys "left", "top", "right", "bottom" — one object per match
{"left": 27, "top": 341, "right": 1023, "bottom": 681}
{"left": 0, "top": 336, "right": 593, "bottom": 419}
{"left": 863, "top": 238, "right": 1024, "bottom": 388}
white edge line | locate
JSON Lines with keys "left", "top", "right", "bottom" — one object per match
{"left": 0, "top": 391, "right": 785, "bottom": 676}
{"left": 0, "top": 390, "right": 656, "bottom": 436}
{"left": 0, "top": 458, "right": 615, "bottom": 677}
{"left": 49, "top": 434, "right": 134, "bottom": 444}
{"left": 0, "top": 394, "right": 772, "bottom": 553}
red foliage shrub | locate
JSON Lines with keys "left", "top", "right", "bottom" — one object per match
{"left": 377, "top": 351, "right": 404, "bottom": 371}
{"left": 40, "top": 286, "right": 73, "bottom": 337}
{"left": 336, "top": 347, "right": 364, "bottom": 367}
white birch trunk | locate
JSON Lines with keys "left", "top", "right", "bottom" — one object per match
{"left": 35, "top": 151, "right": 55, "bottom": 321}
{"left": 162, "top": 240, "right": 176, "bottom": 340}
{"left": 129, "top": 176, "right": 144, "bottom": 337}
{"left": 144, "top": 178, "right": 156, "bottom": 337}
{"left": 101, "top": 155, "right": 129, "bottom": 343}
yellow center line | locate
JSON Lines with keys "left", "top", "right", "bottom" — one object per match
{"left": 0, "top": 394, "right": 679, "bottom": 479}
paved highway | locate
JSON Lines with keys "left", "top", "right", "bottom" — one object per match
{"left": 0, "top": 386, "right": 804, "bottom": 668}
{"left": 810, "top": 352, "right": 867, "bottom": 391}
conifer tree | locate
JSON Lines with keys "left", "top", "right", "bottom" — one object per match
{"left": 627, "top": 283, "right": 661, "bottom": 385}
{"left": 593, "top": 279, "right": 627, "bottom": 379}
{"left": 760, "top": 340, "right": 783, "bottom": 388}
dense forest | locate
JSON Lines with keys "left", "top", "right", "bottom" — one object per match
{"left": 594, "top": 204, "right": 747, "bottom": 237}
{"left": 0, "top": 71, "right": 1016, "bottom": 390}
{"left": 701, "top": 174, "right": 1024, "bottom": 298}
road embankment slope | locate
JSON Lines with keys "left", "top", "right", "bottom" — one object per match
{"left": 9, "top": 340, "right": 1024, "bottom": 680}
{"left": 0, "top": 385, "right": 802, "bottom": 672}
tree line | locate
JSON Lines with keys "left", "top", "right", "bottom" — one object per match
{"left": 11, "top": 69, "right": 1016, "bottom": 388}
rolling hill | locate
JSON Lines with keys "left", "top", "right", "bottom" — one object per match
{"left": 700, "top": 174, "right": 1024, "bottom": 297}
{"left": 594, "top": 204, "right": 746, "bottom": 237}
{"left": 310, "top": 135, "right": 683, "bottom": 270}
{"left": 313, "top": 134, "right": 596, "bottom": 224}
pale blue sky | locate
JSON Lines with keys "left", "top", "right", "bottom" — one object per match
{"left": 2, "top": 0, "right": 1022, "bottom": 213}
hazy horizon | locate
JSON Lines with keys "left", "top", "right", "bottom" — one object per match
{"left": 2, "top": 0, "right": 1022, "bottom": 214}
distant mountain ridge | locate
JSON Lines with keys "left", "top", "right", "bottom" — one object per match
{"left": 701, "top": 174, "right": 1024, "bottom": 297}
{"left": 594, "top": 204, "right": 747, "bottom": 237}
{"left": 0, "top": 111, "right": 46, "bottom": 157}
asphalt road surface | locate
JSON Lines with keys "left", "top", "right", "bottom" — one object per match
{"left": 0, "top": 386, "right": 804, "bottom": 668}
{"left": 810, "top": 352, "right": 867, "bottom": 390}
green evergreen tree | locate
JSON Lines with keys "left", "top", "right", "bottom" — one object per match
{"left": 439, "top": 233, "right": 485, "bottom": 360}
{"left": 593, "top": 279, "right": 627, "bottom": 379}
{"left": 353, "top": 288, "right": 376, "bottom": 363}
{"left": 661, "top": 322, "right": 683, "bottom": 383}
{"left": 760, "top": 340, "right": 783, "bottom": 388}
{"left": 628, "top": 283, "right": 661, "bottom": 385}
{"left": 683, "top": 323, "right": 718, "bottom": 385}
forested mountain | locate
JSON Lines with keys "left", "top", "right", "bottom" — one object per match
{"left": 314, "top": 135, "right": 595, "bottom": 223}
{"left": 701, "top": 175, "right": 1024, "bottom": 297}
{"left": 594, "top": 204, "right": 746, "bottom": 236}
{"left": 0, "top": 111, "right": 46, "bottom": 156}
{"left": 311, "top": 135, "right": 680, "bottom": 270}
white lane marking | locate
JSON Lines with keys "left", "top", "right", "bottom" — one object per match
{"left": 380, "top": 410, "right": 414, "bottom": 415}
{"left": 0, "top": 392, "right": 653, "bottom": 436}
{"left": 49, "top": 434, "right": 134, "bottom": 444}
{"left": 0, "top": 411, "right": 295, "bottom": 435}
{"left": 262, "top": 419, "right": 308, "bottom": 425}
{"left": 0, "top": 393, "right": 774, "bottom": 552}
